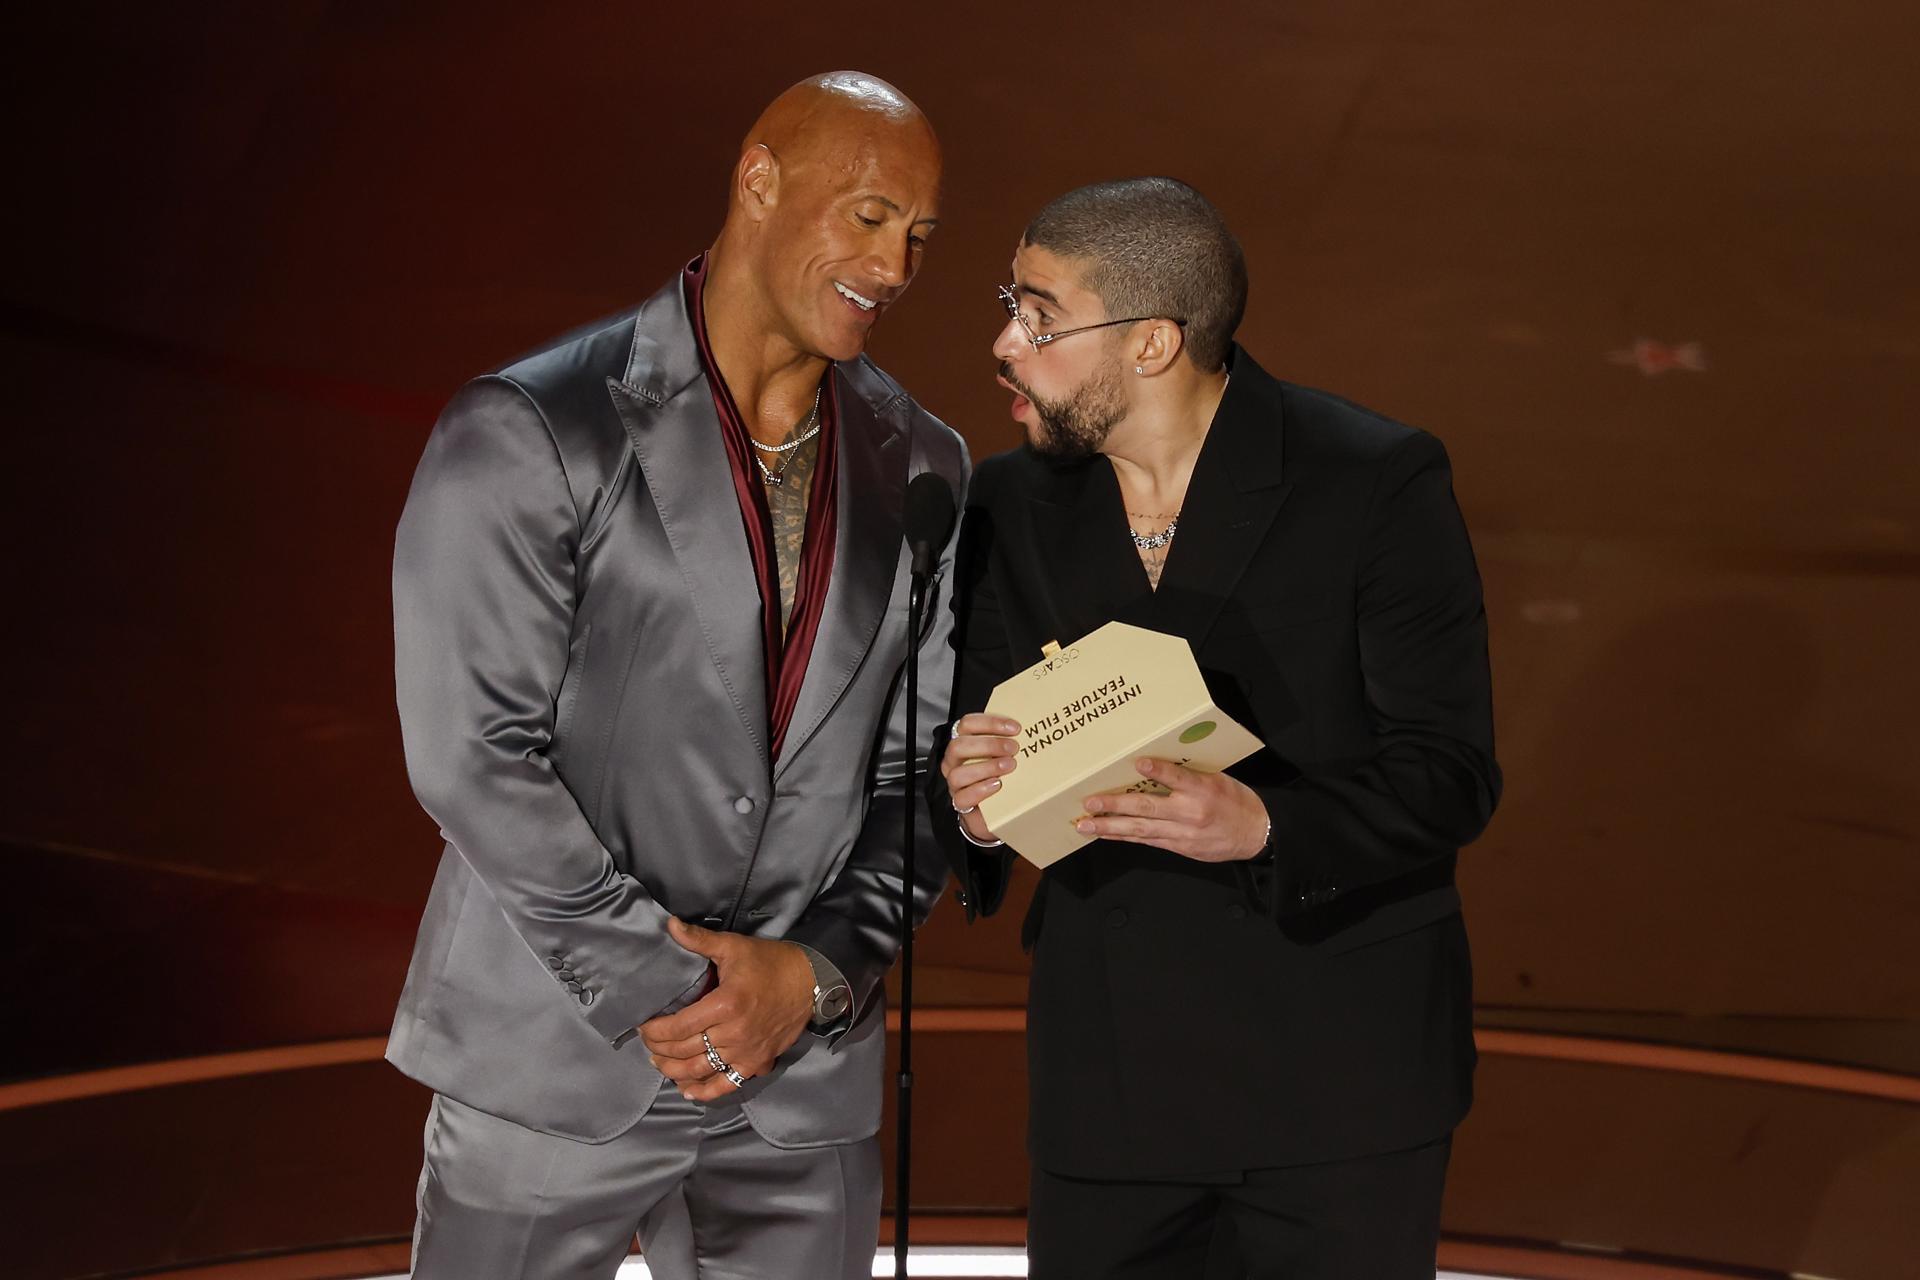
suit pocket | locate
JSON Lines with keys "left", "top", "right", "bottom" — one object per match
{"left": 554, "top": 623, "right": 592, "bottom": 743}
{"left": 1317, "top": 884, "right": 1462, "bottom": 956}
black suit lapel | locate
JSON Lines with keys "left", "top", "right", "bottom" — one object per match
{"left": 1142, "top": 351, "right": 1292, "bottom": 647}
{"left": 1026, "top": 457, "right": 1151, "bottom": 650}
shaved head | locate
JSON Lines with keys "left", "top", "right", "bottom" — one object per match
{"left": 710, "top": 71, "right": 942, "bottom": 363}
{"left": 747, "top": 71, "right": 928, "bottom": 146}
{"left": 735, "top": 71, "right": 939, "bottom": 203}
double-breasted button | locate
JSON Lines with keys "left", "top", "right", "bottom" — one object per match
{"left": 1106, "top": 908, "right": 1129, "bottom": 929}
{"left": 566, "top": 981, "right": 585, "bottom": 995}
{"left": 546, "top": 957, "right": 564, "bottom": 969}
{"left": 557, "top": 969, "right": 576, "bottom": 982}
{"left": 733, "top": 796, "right": 755, "bottom": 815}
{"left": 578, "top": 989, "right": 594, "bottom": 1006}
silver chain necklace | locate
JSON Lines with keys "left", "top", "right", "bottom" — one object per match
{"left": 1129, "top": 513, "right": 1179, "bottom": 551}
{"left": 1122, "top": 372, "right": 1226, "bottom": 552}
{"left": 751, "top": 388, "right": 823, "bottom": 487}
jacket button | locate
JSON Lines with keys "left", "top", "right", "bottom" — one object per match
{"left": 566, "top": 981, "right": 585, "bottom": 994}
{"left": 546, "top": 957, "right": 564, "bottom": 969}
{"left": 557, "top": 969, "right": 576, "bottom": 982}
{"left": 578, "top": 989, "right": 594, "bottom": 1006}
{"left": 1107, "top": 908, "right": 1128, "bottom": 929}
{"left": 1227, "top": 904, "right": 1247, "bottom": 920}
{"left": 733, "top": 796, "right": 755, "bottom": 815}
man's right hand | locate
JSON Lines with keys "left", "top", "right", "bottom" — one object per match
{"left": 939, "top": 712, "right": 1022, "bottom": 844}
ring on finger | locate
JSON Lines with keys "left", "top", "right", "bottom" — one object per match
{"left": 701, "top": 1031, "right": 728, "bottom": 1075}
{"left": 724, "top": 1068, "right": 748, "bottom": 1087}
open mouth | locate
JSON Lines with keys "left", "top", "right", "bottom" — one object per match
{"left": 834, "top": 281, "right": 878, "bottom": 313}
{"left": 996, "top": 374, "right": 1033, "bottom": 419}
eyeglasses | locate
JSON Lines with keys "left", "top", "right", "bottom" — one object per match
{"left": 997, "top": 284, "right": 1186, "bottom": 350}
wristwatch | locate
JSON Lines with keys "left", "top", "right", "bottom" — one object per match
{"left": 802, "top": 946, "right": 852, "bottom": 1026}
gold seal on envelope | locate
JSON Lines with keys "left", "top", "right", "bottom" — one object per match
{"left": 975, "top": 621, "right": 1263, "bottom": 867}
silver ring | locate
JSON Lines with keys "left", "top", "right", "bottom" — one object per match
{"left": 701, "top": 1031, "right": 728, "bottom": 1075}
{"left": 954, "top": 803, "right": 977, "bottom": 815}
{"left": 724, "top": 1068, "right": 748, "bottom": 1087}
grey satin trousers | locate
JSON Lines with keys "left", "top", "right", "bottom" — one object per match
{"left": 411, "top": 1090, "right": 882, "bottom": 1279}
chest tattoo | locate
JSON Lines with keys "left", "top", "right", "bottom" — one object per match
{"left": 1136, "top": 544, "right": 1169, "bottom": 591}
{"left": 764, "top": 435, "right": 819, "bottom": 632}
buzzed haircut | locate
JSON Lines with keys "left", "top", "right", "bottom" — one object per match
{"left": 1022, "top": 177, "right": 1247, "bottom": 371}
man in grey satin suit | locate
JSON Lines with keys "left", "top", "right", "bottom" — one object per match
{"left": 386, "top": 71, "right": 963, "bottom": 1279}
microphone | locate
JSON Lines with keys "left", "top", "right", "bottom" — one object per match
{"left": 904, "top": 472, "right": 957, "bottom": 582}
{"left": 894, "top": 468, "right": 954, "bottom": 1280}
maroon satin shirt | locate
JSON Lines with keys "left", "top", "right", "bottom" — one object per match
{"left": 682, "top": 254, "right": 840, "bottom": 760}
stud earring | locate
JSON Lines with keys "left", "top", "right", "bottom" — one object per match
{"left": 1135, "top": 366, "right": 1145, "bottom": 374}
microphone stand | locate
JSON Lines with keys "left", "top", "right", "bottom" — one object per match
{"left": 894, "top": 557, "right": 930, "bottom": 1280}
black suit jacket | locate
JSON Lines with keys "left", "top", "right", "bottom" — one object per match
{"left": 933, "top": 349, "right": 1501, "bottom": 1178}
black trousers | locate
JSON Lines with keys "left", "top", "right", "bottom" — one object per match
{"left": 1027, "top": 1137, "right": 1451, "bottom": 1280}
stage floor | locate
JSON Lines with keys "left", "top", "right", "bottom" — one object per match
{"left": 361, "top": 1258, "right": 1514, "bottom": 1280}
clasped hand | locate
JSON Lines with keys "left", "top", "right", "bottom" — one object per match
{"left": 639, "top": 918, "right": 816, "bottom": 1103}
{"left": 941, "top": 711, "right": 1269, "bottom": 863}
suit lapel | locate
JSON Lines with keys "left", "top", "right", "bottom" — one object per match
{"left": 605, "top": 278, "right": 772, "bottom": 768}
{"left": 1145, "top": 350, "right": 1293, "bottom": 647}
{"left": 1027, "top": 458, "right": 1153, "bottom": 650}
{"left": 774, "top": 359, "right": 907, "bottom": 778}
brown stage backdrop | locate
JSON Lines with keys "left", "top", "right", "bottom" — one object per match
{"left": 1, "top": 4, "right": 1917, "bottom": 1277}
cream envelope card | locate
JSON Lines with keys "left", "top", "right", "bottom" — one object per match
{"left": 976, "top": 620, "right": 1263, "bottom": 868}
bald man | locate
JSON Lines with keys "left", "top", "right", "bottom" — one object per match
{"left": 387, "top": 72, "right": 963, "bottom": 1279}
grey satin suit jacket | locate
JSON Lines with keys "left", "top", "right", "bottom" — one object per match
{"left": 386, "top": 272, "right": 967, "bottom": 1147}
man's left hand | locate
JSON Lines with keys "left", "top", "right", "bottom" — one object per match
{"left": 639, "top": 918, "right": 816, "bottom": 1102}
{"left": 1074, "top": 759, "right": 1270, "bottom": 863}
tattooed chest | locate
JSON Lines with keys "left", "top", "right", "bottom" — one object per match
{"left": 765, "top": 440, "right": 818, "bottom": 631}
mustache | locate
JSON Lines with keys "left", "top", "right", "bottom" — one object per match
{"left": 997, "top": 362, "right": 1037, "bottom": 401}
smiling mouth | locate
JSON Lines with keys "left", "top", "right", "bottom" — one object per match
{"left": 834, "top": 281, "right": 878, "bottom": 312}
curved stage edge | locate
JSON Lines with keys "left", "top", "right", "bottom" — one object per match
{"left": 9, "top": 1013, "right": 1915, "bottom": 1279}
{"left": 100, "top": 1236, "right": 1795, "bottom": 1280}
{"left": 7, "top": 1014, "right": 1918, "bottom": 1114}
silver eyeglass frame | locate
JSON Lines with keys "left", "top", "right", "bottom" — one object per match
{"left": 997, "top": 283, "right": 1186, "bottom": 350}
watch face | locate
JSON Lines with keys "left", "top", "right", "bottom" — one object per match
{"left": 817, "top": 985, "right": 851, "bottom": 1020}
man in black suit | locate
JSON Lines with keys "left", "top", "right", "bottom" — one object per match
{"left": 933, "top": 177, "right": 1500, "bottom": 1278}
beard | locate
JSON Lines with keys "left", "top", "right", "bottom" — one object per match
{"left": 1001, "top": 357, "right": 1128, "bottom": 462}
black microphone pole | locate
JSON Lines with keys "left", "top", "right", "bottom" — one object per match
{"left": 896, "top": 473, "right": 955, "bottom": 1280}
{"left": 895, "top": 561, "right": 923, "bottom": 1280}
